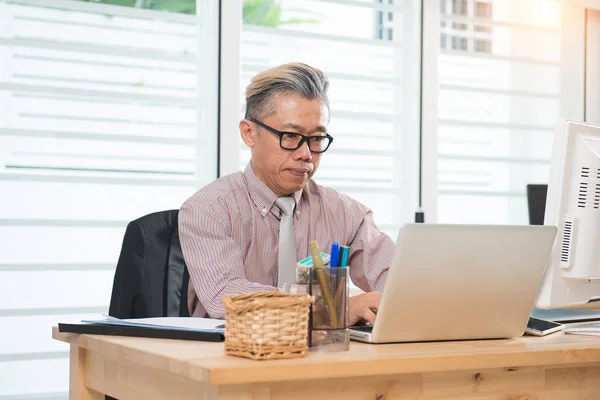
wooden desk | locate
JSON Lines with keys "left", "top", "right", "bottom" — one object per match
{"left": 53, "top": 327, "right": 600, "bottom": 400}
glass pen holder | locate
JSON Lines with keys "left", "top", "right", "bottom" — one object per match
{"left": 307, "top": 266, "right": 350, "bottom": 352}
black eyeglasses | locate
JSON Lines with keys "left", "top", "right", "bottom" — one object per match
{"left": 248, "top": 118, "right": 334, "bottom": 153}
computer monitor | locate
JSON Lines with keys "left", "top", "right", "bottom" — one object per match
{"left": 535, "top": 119, "right": 600, "bottom": 308}
{"left": 527, "top": 184, "right": 548, "bottom": 225}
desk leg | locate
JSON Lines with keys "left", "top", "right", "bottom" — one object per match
{"left": 69, "top": 344, "right": 103, "bottom": 400}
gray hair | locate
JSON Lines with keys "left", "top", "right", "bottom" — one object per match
{"left": 244, "top": 63, "right": 330, "bottom": 120}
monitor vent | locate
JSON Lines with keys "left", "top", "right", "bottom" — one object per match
{"left": 582, "top": 166, "right": 590, "bottom": 178}
{"left": 578, "top": 182, "right": 588, "bottom": 208}
{"left": 561, "top": 219, "right": 573, "bottom": 264}
{"left": 596, "top": 183, "right": 600, "bottom": 209}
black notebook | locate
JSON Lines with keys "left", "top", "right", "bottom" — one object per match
{"left": 58, "top": 317, "right": 225, "bottom": 342}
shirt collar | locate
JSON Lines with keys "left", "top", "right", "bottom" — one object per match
{"left": 243, "top": 162, "right": 304, "bottom": 218}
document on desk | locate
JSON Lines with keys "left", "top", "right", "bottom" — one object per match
{"left": 58, "top": 316, "right": 226, "bottom": 341}
{"left": 82, "top": 316, "right": 226, "bottom": 333}
{"left": 564, "top": 322, "right": 600, "bottom": 337}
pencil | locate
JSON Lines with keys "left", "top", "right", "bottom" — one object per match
{"left": 309, "top": 241, "right": 339, "bottom": 329}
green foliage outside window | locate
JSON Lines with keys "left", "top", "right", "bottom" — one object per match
{"left": 242, "top": 0, "right": 320, "bottom": 27}
{"left": 79, "top": 0, "right": 321, "bottom": 27}
{"left": 81, "top": 0, "right": 195, "bottom": 14}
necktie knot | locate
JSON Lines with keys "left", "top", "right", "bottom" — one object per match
{"left": 275, "top": 197, "right": 296, "bottom": 216}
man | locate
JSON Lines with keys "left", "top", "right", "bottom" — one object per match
{"left": 179, "top": 63, "right": 395, "bottom": 325}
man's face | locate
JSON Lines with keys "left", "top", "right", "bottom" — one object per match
{"left": 240, "top": 94, "right": 330, "bottom": 196}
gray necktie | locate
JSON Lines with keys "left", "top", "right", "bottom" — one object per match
{"left": 275, "top": 197, "right": 297, "bottom": 287}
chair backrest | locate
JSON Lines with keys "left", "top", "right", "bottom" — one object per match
{"left": 108, "top": 210, "right": 189, "bottom": 319}
{"left": 527, "top": 184, "right": 548, "bottom": 225}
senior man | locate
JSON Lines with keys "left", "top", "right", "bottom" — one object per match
{"left": 179, "top": 63, "right": 394, "bottom": 325}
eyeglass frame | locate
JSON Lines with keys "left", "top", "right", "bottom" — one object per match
{"left": 247, "top": 117, "right": 334, "bottom": 153}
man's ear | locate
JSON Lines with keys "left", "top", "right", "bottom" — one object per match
{"left": 240, "top": 119, "right": 256, "bottom": 148}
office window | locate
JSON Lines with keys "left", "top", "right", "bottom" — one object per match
{"left": 452, "top": 0, "right": 468, "bottom": 16}
{"left": 474, "top": 38, "right": 492, "bottom": 53}
{"left": 0, "top": 0, "right": 218, "bottom": 397}
{"left": 588, "top": 9, "right": 600, "bottom": 125}
{"left": 436, "top": 0, "right": 583, "bottom": 224}
{"left": 475, "top": 1, "right": 492, "bottom": 18}
{"left": 475, "top": 24, "right": 492, "bottom": 32}
{"left": 375, "top": 0, "right": 396, "bottom": 42}
{"left": 235, "top": 0, "right": 421, "bottom": 238}
{"left": 452, "top": 36, "right": 468, "bottom": 50}
{"left": 441, "top": 33, "right": 448, "bottom": 48}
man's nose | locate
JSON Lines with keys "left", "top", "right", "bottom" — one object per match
{"left": 294, "top": 139, "right": 312, "bottom": 161}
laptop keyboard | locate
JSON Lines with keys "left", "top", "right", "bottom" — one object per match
{"left": 351, "top": 325, "right": 373, "bottom": 333}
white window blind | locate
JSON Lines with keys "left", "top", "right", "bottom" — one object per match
{"left": 436, "top": 0, "right": 585, "bottom": 224}
{"left": 0, "top": 0, "right": 218, "bottom": 397}
{"left": 238, "top": 0, "right": 421, "bottom": 238}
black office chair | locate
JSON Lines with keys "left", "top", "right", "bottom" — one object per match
{"left": 109, "top": 209, "right": 190, "bottom": 319}
{"left": 107, "top": 210, "right": 190, "bottom": 400}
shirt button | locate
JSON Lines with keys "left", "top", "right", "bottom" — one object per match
{"left": 262, "top": 207, "right": 267, "bottom": 213}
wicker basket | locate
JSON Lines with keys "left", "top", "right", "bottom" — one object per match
{"left": 222, "top": 291, "right": 313, "bottom": 360}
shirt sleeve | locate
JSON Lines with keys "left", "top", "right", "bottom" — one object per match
{"left": 346, "top": 208, "right": 395, "bottom": 293}
{"left": 179, "top": 199, "right": 276, "bottom": 318}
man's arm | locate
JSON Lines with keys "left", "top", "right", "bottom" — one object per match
{"left": 179, "top": 201, "right": 276, "bottom": 318}
{"left": 347, "top": 210, "right": 395, "bottom": 293}
{"left": 346, "top": 208, "right": 395, "bottom": 325}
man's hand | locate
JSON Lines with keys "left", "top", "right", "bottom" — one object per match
{"left": 349, "top": 292, "right": 382, "bottom": 326}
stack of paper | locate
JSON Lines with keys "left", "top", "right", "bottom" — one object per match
{"left": 564, "top": 322, "right": 600, "bottom": 337}
{"left": 83, "top": 315, "right": 226, "bottom": 333}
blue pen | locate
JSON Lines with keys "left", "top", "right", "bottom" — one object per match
{"left": 330, "top": 242, "right": 340, "bottom": 268}
{"left": 340, "top": 246, "right": 350, "bottom": 267}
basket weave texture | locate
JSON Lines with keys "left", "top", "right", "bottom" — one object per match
{"left": 222, "top": 291, "right": 313, "bottom": 360}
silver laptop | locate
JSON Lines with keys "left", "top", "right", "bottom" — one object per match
{"left": 350, "top": 224, "right": 557, "bottom": 343}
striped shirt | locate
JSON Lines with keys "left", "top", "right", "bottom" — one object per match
{"left": 179, "top": 162, "right": 395, "bottom": 318}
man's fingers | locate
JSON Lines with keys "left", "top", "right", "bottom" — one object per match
{"left": 348, "top": 293, "right": 382, "bottom": 325}
{"left": 361, "top": 308, "right": 377, "bottom": 325}
{"left": 365, "top": 294, "right": 382, "bottom": 313}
